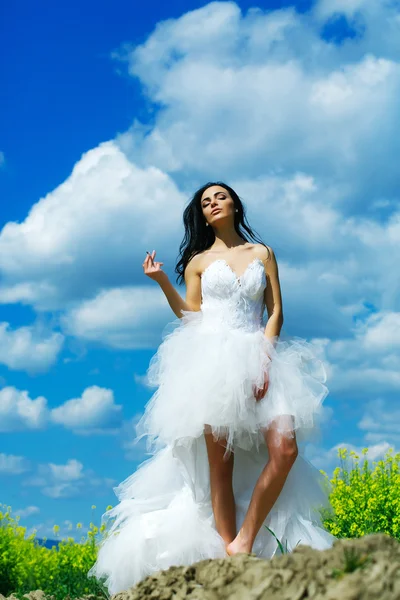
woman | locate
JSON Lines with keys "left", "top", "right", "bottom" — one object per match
{"left": 88, "top": 182, "right": 336, "bottom": 595}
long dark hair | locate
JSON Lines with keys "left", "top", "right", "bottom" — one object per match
{"left": 175, "top": 181, "right": 270, "bottom": 284}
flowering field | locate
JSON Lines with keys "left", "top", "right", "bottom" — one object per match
{"left": 322, "top": 447, "right": 400, "bottom": 539}
{"left": 1, "top": 447, "right": 399, "bottom": 600}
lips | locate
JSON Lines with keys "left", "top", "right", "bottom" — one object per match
{"left": 211, "top": 208, "right": 222, "bottom": 215}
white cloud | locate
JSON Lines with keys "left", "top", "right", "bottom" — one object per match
{"left": 0, "top": 452, "right": 30, "bottom": 474}
{"left": 0, "top": 142, "right": 185, "bottom": 312}
{"left": 24, "top": 457, "right": 116, "bottom": 499}
{"left": 50, "top": 385, "right": 123, "bottom": 434}
{"left": 314, "top": 0, "right": 386, "bottom": 22}
{"left": 0, "top": 387, "right": 49, "bottom": 432}
{"left": 362, "top": 312, "right": 400, "bottom": 350}
{"left": 116, "top": 2, "right": 400, "bottom": 207}
{"left": 307, "top": 388, "right": 399, "bottom": 474}
{"left": 14, "top": 505, "right": 40, "bottom": 518}
{"left": 61, "top": 286, "right": 173, "bottom": 349}
{"left": 48, "top": 458, "right": 84, "bottom": 482}
{"left": 120, "top": 413, "right": 149, "bottom": 461}
{"left": 0, "top": 322, "right": 64, "bottom": 374}
{"left": 323, "top": 311, "right": 400, "bottom": 397}
{"left": 306, "top": 440, "right": 394, "bottom": 474}
{"left": 0, "top": 384, "right": 123, "bottom": 435}
{"left": 133, "top": 372, "right": 151, "bottom": 387}
{"left": 358, "top": 397, "right": 400, "bottom": 445}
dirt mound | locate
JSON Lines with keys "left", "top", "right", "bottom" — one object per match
{"left": 113, "top": 533, "right": 400, "bottom": 600}
{"left": 1, "top": 534, "right": 398, "bottom": 600}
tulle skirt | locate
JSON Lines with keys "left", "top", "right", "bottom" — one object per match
{"left": 88, "top": 309, "right": 335, "bottom": 594}
{"left": 136, "top": 308, "right": 329, "bottom": 457}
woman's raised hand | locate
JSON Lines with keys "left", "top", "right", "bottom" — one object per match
{"left": 142, "top": 250, "right": 165, "bottom": 282}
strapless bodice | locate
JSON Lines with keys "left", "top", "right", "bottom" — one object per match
{"left": 200, "top": 257, "right": 267, "bottom": 332}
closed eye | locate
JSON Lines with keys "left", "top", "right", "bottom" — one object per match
{"left": 203, "top": 194, "right": 226, "bottom": 206}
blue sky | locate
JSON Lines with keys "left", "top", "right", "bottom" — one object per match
{"left": 1, "top": 0, "right": 399, "bottom": 540}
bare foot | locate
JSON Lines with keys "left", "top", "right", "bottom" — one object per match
{"left": 226, "top": 531, "right": 253, "bottom": 556}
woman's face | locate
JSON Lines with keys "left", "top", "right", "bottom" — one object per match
{"left": 200, "top": 185, "right": 235, "bottom": 227}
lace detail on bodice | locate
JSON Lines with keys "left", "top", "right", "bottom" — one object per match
{"left": 200, "top": 257, "right": 267, "bottom": 332}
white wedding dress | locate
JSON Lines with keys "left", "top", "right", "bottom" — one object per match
{"left": 88, "top": 257, "right": 336, "bottom": 595}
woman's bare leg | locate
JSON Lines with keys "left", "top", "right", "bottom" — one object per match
{"left": 226, "top": 416, "right": 298, "bottom": 555}
{"left": 204, "top": 429, "right": 236, "bottom": 550}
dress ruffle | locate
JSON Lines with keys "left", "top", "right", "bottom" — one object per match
{"left": 88, "top": 437, "right": 335, "bottom": 595}
{"left": 136, "top": 308, "right": 329, "bottom": 457}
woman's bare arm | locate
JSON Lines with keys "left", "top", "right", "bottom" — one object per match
{"left": 183, "top": 255, "right": 202, "bottom": 312}
{"left": 262, "top": 246, "right": 284, "bottom": 340}
{"left": 143, "top": 250, "right": 202, "bottom": 318}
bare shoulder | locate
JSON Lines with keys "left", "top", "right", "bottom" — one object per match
{"left": 251, "top": 243, "right": 276, "bottom": 267}
{"left": 184, "top": 252, "right": 204, "bottom": 280}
